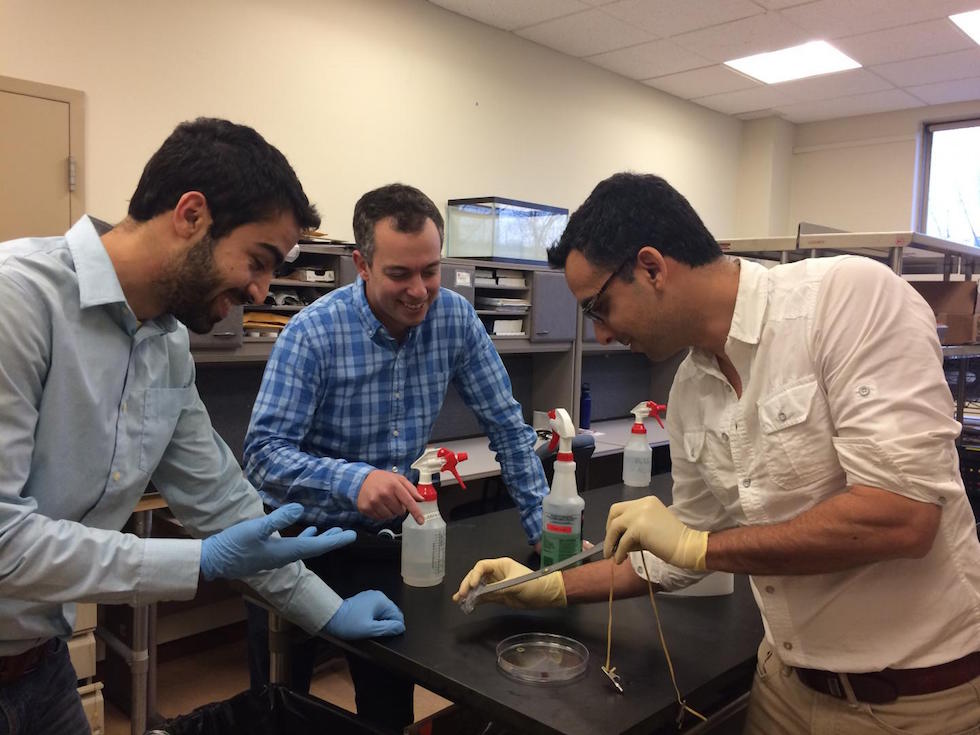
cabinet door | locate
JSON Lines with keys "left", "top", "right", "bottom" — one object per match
{"left": 530, "top": 270, "right": 576, "bottom": 342}
{"left": 441, "top": 263, "right": 475, "bottom": 305}
{"left": 188, "top": 305, "right": 244, "bottom": 350}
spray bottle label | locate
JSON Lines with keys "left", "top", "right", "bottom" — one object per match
{"left": 541, "top": 510, "right": 583, "bottom": 567}
{"left": 431, "top": 530, "right": 446, "bottom": 576}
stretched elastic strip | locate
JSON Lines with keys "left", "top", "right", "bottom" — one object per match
{"left": 639, "top": 554, "right": 707, "bottom": 725}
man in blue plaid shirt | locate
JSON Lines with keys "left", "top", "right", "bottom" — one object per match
{"left": 243, "top": 183, "right": 548, "bottom": 732}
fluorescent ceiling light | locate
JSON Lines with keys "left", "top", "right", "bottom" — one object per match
{"left": 950, "top": 9, "right": 980, "bottom": 45}
{"left": 724, "top": 40, "right": 860, "bottom": 84}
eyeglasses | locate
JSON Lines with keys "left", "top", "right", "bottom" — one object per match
{"left": 581, "top": 256, "right": 633, "bottom": 324}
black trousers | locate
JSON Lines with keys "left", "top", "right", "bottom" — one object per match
{"left": 245, "top": 530, "right": 413, "bottom": 734}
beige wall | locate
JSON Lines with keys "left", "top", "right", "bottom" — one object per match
{"left": 734, "top": 116, "right": 796, "bottom": 237}
{"left": 788, "top": 101, "right": 980, "bottom": 233}
{"left": 0, "top": 0, "right": 742, "bottom": 242}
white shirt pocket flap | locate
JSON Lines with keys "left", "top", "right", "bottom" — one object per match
{"left": 758, "top": 380, "right": 818, "bottom": 435}
{"left": 683, "top": 430, "right": 705, "bottom": 462}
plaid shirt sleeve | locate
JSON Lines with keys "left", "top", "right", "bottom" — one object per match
{"left": 452, "top": 306, "right": 547, "bottom": 544}
{"left": 243, "top": 315, "right": 373, "bottom": 527}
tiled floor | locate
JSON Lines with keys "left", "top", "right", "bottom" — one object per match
{"left": 104, "top": 637, "right": 451, "bottom": 735}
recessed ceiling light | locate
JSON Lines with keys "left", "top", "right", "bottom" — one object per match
{"left": 950, "top": 9, "right": 980, "bottom": 45}
{"left": 724, "top": 40, "right": 861, "bottom": 84}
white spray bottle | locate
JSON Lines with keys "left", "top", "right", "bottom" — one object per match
{"left": 540, "top": 408, "right": 585, "bottom": 567}
{"left": 622, "top": 401, "right": 666, "bottom": 487}
{"left": 401, "top": 447, "right": 468, "bottom": 587}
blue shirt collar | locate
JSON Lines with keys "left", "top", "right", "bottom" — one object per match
{"left": 66, "top": 216, "right": 178, "bottom": 335}
{"left": 351, "top": 275, "right": 422, "bottom": 348}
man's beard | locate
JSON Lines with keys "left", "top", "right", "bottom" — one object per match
{"left": 157, "top": 234, "right": 234, "bottom": 334}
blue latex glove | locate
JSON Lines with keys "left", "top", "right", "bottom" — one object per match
{"left": 200, "top": 503, "right": 356, "bottom": 581}
{"left": 322, "top": 590, "right": 406, "bottom": 639}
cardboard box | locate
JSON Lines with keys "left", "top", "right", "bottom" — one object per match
{"left": 78, "top": 682, "right": 105, "bottom": 735}
{"left": 910, "top": 281, "right": 979, "bottom": 345}
{"left": 74, "top": 603, "right": 97, "bottom": 633}
{"left": 936, "top": 313, "right": 980, "bottom": 345}
{"left": 68, "top": 631, "right": 96, "bottom": 679}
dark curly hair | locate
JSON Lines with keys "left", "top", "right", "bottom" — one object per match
{"left": 352, "top": 183, "right": 444, "bottom": 264}
{"left": 548, "top": 172, "right": 721, "bottom": 279}
{"left": 127, "top": 117, "right": 319, "bottom": 239}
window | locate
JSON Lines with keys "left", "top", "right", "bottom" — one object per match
{"left": 921, "top": 119, "right": 980, "bottom": 247}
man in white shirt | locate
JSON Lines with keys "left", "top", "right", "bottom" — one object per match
{"left": 455, "top": 172, "right": 980, "bottom": 733}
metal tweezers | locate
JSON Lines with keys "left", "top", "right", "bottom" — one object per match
{"left": 459, "top": 542, "right": 605, "bottom": 613}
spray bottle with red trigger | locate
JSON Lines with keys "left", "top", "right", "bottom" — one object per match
{"left": 401, "top": 447, "right": 468, "bottom": 587}
{"left": 540, "top": 408, "right": 585, "bottom": 567}
{"left": 623, "top": 401, "right": 666, "bottom": 487}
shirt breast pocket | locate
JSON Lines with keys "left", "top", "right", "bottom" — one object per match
{"left": 138, "top": 387, "right": 191, "bottom": 473}
{"left": 758, "top": 379, "right": 838, "bottom": 489}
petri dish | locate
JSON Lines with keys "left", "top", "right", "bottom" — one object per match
{"left": 496, "top": 632, "right": 589, "bottom": 684}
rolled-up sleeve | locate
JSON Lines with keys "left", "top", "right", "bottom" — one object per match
{"left": 812, "top": 258, "right": 962, "bottom": 505}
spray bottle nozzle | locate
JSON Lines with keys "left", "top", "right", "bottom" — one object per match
{"left": 547, "top": 409, "right": 561, "bottom": 452}
{"left": 630, "top": 401, "right": 667, "bottom": 431}
{"left": 436, "top": 447, "right": 468, "bottom": 489}
{"left": 546, "top": 408, "right": 576, "bottom": 458}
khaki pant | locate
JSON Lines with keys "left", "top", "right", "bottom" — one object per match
{"left": 743, "top": 642, "right": 980, "bottom": 735}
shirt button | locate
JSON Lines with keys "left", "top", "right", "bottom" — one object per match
{"left": 112, "top": 471, "right": 121, "bottom": 482}
{"left": 742, "top": 479, "right": 751, "bottom": 488}
{"left": 765, "top": 585, "right": 775, "bottom": 593}
{"left": 721, "top": 432, "right": 729, "bottom": 441}
{"left": 392, "top": 466, "right": 399, "bottom": 472}
{"left": 777, "top": 411, "right": 787, "bottom": 422}
{"left": 395, "top": 392, "right": 401, "bottom": 399}
{"left": 783, "top": 642, "right": 793, "bottom": 651}
{"left": 393, "top": 429, "right": 399, "bottom": 437}
{"left": 858, "top": 385, "right": 870, "bottom": 397}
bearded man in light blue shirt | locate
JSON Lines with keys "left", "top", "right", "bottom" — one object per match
{"left": 0, "top": 118, "right": 403, "bottom": 735}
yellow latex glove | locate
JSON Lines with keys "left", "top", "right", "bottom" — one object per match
{"left": 604, "top": 496, "right": 708, "bottom": 570}
{"left": 452, "top": 557, "right": 567, "bottom": 609}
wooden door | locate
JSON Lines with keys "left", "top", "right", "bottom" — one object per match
{"left": 0, "top": 77, "right": 84, "bottom": 241}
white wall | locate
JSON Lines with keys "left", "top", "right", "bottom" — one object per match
{"left": 0, "top": 0, "right": 742, "bottom": 242}
{"left": 788, "top": 101, "right": 980, "bottom": 233}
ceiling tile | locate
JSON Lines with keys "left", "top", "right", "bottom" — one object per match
{"left": 872, "top": 47, "right": 980, "bottom": 87}
{"left": 600, "top": 0, "right": 762, "bottom": 38}
{"left": 775, "top": 88, "right": 924, "bottom": 122}
{"left": 579, "top": 0, "right": 620, "bottom": 4}
{"left": 693, "top": 85, "right": 797, "bottom": 115}
{"left": 672, "top": 12, "right": 812, "bottom": 62}
{"left": 587, "top": 39, "right": 711, "bottom": 79}
{"left": 427, "top": 0, "right": 590, "bottom": 32}
{"left": 834, "top": 18, "right": 977, "bottom": 67}
{"left": 750, "top": 0, "right": 815, "bottom": 7}
{"left": 644, "top": 64, "right": 760, "bottom": 98}
{"left": 516, "top": 8, "right": 654, "bottom": 56}
{"left": 780, "top": 0, "right": 980, "bottom": 38}
{"left": 908, "top": 77, "right": 980, "bottom": 106}
{"left": 771, "top": 68, "right": 893, "bottom": 101}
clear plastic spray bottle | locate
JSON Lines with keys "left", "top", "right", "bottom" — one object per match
{"left": 622, "top": 401, "right": 666, "bottom": 487}
{"left": 541, "top": 408, "right": 585, "bottom": 567}
{"left": 401, "top": 447, "right": 467, "bottom": 587}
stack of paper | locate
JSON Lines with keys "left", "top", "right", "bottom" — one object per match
{"left": 476, "top": 296, "right": 530, "bottom": 313}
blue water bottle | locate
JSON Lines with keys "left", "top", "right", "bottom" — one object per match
{"left": 579, "top": 382, "right": 592, "bottom": 430}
